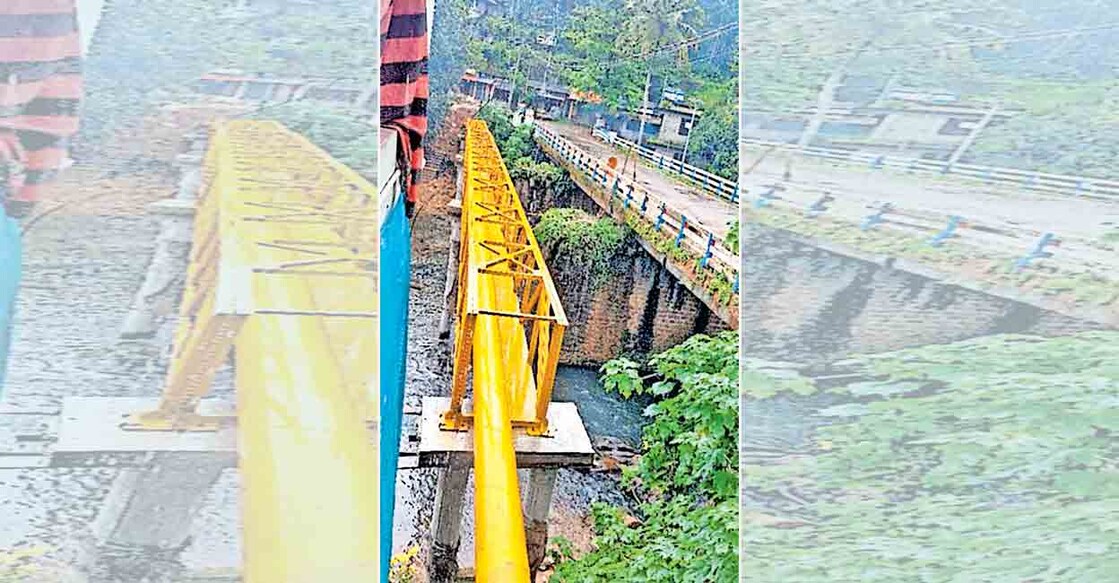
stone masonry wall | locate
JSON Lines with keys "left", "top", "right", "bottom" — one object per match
{"left": 545, "top": 240, "right": 727, "bottom": 367}
{"left": 741, "top": 223, "right": 1106, "bottom": 364}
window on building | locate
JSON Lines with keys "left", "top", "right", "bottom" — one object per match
{"left": 678, "top": 118, "right": 692, "bottom": 136}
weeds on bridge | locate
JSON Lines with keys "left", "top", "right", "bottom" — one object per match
{"left": 535, "top": 208, "right": 629, "bottom": 288}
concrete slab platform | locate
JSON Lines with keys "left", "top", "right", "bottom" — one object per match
{"left": 147, "top": 198, "right": 198, "bottom": 216}
{"left": 417, "top": 397, "right": 594, "bottom": 468}
{"left": 52, "top": 397, "right": 238, "bottom": 467}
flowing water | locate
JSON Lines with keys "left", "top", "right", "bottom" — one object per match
{"left": 552, "top": 365, "right": 650, "bottom": 446}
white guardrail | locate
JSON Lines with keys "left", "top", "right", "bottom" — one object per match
{"left": 740, "top": 137, "right": 1119, "bottom": 201}
{"left": 591, "top": 129, "right": 741, "bottom": 204}
{"left": 535, "top": 124, "right": 740, "bottom": 296}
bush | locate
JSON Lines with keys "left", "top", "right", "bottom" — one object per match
{"left": 553, "top": 332, "right": 740, "bottom": 582}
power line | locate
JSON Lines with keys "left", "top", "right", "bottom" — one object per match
{"left": 624, "top": 22, "right": 739, "bottom": 59}
{"left": 742, "top": 22, "right": 1119, "bottom": 62}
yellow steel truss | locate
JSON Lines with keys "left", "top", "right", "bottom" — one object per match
{"left": 122, "top": 121, "right": 379, "bottom": 581}
{"left": 445, "top": 119, "right": 568, "bottom": 436}
{"left": 447, "top": 120, "right": 569, "bottom": 582}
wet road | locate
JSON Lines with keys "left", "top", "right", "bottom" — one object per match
{"left": 741, "top": 145, "right": 1119, "bottom": 274}
{"left": 542, "top": 121, "right": 739, "bottom": 241}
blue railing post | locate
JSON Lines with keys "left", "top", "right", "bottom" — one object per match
{"left": 655, "top": 203, "right": 666, "bottom": 231}
{"left": 754, "top": 186, "right": 778, "bottom": 209}
{"left": 861, "top": 202, "right": 892, "bottom": 230}
{"left": 640, "top": 194, "right": 649, "bottom": 213}
{"left": 928, "top": 215, "right": 964, "bottom": 247}
{"left": 1015, "top": 232, "right": 1057, "bottom": 270}
{"left": 806, "top": 193, "right": 834, "bottom": 218}
{"left": 871, "top": 155, "right": 885, "bottom": 169}
{"left": 675, "top": 215, "right": 688, "bottom": 247}
{"left": 700, "top": 233, "right": 714, "bottom": 268}
{"left": 624, "top": 186, "right": 634, "bottom": 209}
{"left": 730, "top": 184, "right": 739, "bottom": 204}
{"left": 732, "top": 271, "right": 740, "bottom": 294}
{"left": 611, "top": 177, "right": 620, "bottom": 200}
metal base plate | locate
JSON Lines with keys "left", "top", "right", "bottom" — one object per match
{"left": 416, "top": 397, "right": 594, "bottom": 469}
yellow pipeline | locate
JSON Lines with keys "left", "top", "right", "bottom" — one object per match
{"left": 463, "top": 119, "right": 533, "bottom": 582}
{"left": 237, "top": 314, "right": 379, "bottom": 582}
{"left": 218, "top": 121, "right": 380, "bottom": 581}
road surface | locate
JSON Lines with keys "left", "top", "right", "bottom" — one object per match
{"left": 741, "top": 145, "right": 1119, "bottom": 274}
{"left": 542, "top": 121, "right": 739, "bottom": 240}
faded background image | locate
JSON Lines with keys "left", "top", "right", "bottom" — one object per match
{"left": 740, "top": 1, "right": 1117, "bottom": 580}
{"left": 1, "top": 1, "right": 374, "bottom": 581}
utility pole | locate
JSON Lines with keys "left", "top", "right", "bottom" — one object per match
{"left": 633, "top": 69, "right": 652, "bottom": 181}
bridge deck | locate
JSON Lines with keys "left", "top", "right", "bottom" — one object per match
{"left": 542, "top": 121, "right": 738, "bottom": 240}
{"left": 741, "top": 144, "right": 1119, "bottom": 274}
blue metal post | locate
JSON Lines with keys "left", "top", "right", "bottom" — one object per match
{"left": 0, "top": 216, "right": 21, "bottom": 395}
{"left": 861, "top": 203, "right": 892, "bottom": 231}
{"left": 700, "top": 233, "right": 714, "bottom": 268}
{"left": 754, "top": 186, "right": 777, "bottom": 209}
{"left": 928, "top": 215, "right": 963, "bottom": 247}
{"left": 675, "top": 215, "right": 688, "bottom": 247}
{"left": 1015, "top": 232, "right": 1057, "bottom": 270}
{"left": 640, "top": 194, "right": 648, "bottom": 213}
{"left": 655, "top": 203, "right": 666, "bottom": 231}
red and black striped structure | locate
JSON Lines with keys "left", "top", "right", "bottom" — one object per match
{"left": 380, "top": 0, "right": 428, "bottom": 214}
{"left": 0, "top": 0, "right": 81, "bottom": 214}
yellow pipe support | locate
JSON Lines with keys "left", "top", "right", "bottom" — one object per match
{"left": 178, "top": 121, "right": 380, "bottom": 581}
{"left": 451, "top": 119, "right": 574, "bottom": 581}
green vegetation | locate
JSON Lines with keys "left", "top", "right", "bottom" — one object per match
{"left": 475, "top": 104, "right": 570, "bottom": 187}
{"left": 535, "top": 208, "right": 629, "bottom": 285}
{"left": 250, "top": 102, "right": 377, "bottom": 180}
{"left": 742, "top": 332, "right": 1119, "bottom": 581}
{"left": 553, "top": 331, "right": 739, "bottom": 582}
{"left": 724, "top": 219, "right": 739, "bottom": 251}
{"left": 0, "top": 546, "right": 68, "bottom": 582}
{"left": 742, "top": 0, "right": 1118, "bottom": 177}
{"left": 456, "top": 0, "right": 738, "bottom": 179}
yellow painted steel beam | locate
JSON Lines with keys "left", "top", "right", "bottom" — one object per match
{"left": 127, "top": 120, "right": 380, "bottom": 580}
{"left": 446, "top": 120, "right": 568, "bottom": 436}
{"left": 219, "top": 121, "right": 379, "bottom": 582}
{"left": 448, "top": 120, "right": 569, "bottom": 582}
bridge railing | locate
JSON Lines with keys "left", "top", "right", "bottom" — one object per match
{"left": 538, "top": 124, "right": 739, "bottom": 300}
{"left": 591, "top": 128, "right": 740, "bottom": 203}
{"left": 752, "top": 185, "right": 1064, "bottom": 269}
{"left": 740, "top": 136, "right": 1119, "bottom": 201}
